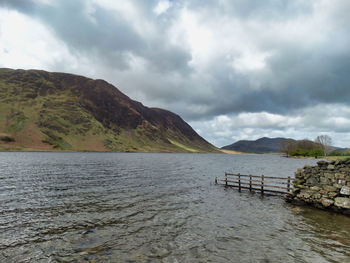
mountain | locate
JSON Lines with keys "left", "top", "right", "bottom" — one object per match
{"left": 0, "top": 68, "right": 218, "bottom": 153}
{"left": 221, "top": 137, "right": 293, "bottom": 153}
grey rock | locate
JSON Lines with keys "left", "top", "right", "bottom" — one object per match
{"left": 310, "top": 186, "right": 321, "bottom": 191}
{"left": 340, "top": 186, "right": 350, "bottom": 196}
{"left": 317, "top": 161, "right": 328, "bottom": 166}
{"left": 306, "top": 176, "right": 319, "bottom": 186}
{"left": 333, "top": 183, "right": 343, "bottom": 189}
{"left": 320, "top": 177, "right": 331, "bottom": 185}
{"left": 321, "top": 198, "right": 334, "bottom": 207}
{"left": 323, "top": 185, "right": 338, "bottom": 192}
{"left": 328, "top": 192, "right": 338, "bottom": 198}
{"left": 334, "top": 197, "right": 350, "bottom": 209}
{"left": 327, "top": 165, "right": 335, "bottom": 170}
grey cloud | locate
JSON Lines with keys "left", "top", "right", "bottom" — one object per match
{"left": 1, "top": 0, "right": 191, "bottom": 72}
{"left": 0, "top": 0, "right": 34, "bottom": 13}
{"left": 182, "top": 0, "right": 313, "bottom": 21}
{"left": 1, "top": 0, "right": 350, "bottom": 147}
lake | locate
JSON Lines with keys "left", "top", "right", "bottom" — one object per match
{"left": 0, "top": 152, "right": 349, "bottom": 262}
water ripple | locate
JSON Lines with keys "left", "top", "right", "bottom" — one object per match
{"left": 0, "top": 152, "right": 349, "bottom": 262}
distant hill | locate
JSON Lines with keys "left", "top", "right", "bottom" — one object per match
{"left": 0, "top": 68, "right": 219, "bottom": 153}
{"left": 221, "top": 137, "right": 294, "bottom": 153}
{"left": 222, "top": 137, "right": 347, "bottom": 154}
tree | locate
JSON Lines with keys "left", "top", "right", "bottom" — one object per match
{"left": 315, "top": 135, "right": 332, "bottom": 156}
{"left": 279, "top": 139, "right": 296, "bottom": 157}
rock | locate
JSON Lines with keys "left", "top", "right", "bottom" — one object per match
{"left": 334, "top": 197, "right": 350, "bottom": 209}
{"left": 320, "top": 177, "right": 331, "bottom": 185}
{"left": 335, "top": 173, "right": 345, "bottom": 179}
{"left": 293, "top": 178, "right": 305, "bottom": 185}
{"left": 323, "top": 185, "right": 337, "bottom": 192}
{"left": 297, "top": 191, "right": 312, "bottom": 199}
{"left": 327, "top": 165, "right": 335, "bottom": 170}
{"left": 292, "top": 188, "right": 301, "bottom": 194}
{"left": 324, "top": 172, "right": 334, "bottom": 179}
{"left": 289, "top": 160, "right": 350, "bottom": 214}
{"left": 317, "top": 161, "right": 328, "bottom": 166}
{"left": 312, "top": 192, "right": 321, "bottom": 199}
{"left": 328, "top": 192, "right": 338, "bottom": 198}
{"left": 339, "top": 167, "right": 350, "bottom": 172}
{"left": 306, "top": 176, "right": 319, "bottom": 186}
{"left": 319, "top": 189, "right": 328, "bottom": 195}
{"left": 333, "top": 183, "right": 343, "bottom": 189}
{"left": 340, "top": 186, "right": 350, "bottom": 196}
{"left": 310, "top": 186, "right": 321, "bottom": 191}
{"left": 321, "top": 198, "right": 334, "bottom": 207}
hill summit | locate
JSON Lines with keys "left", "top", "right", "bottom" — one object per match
{"left": 0, "top": 68, "right": 218, "bottom": 152}
{"left": 221, "top": 137, "right": 292, "bottom": 153}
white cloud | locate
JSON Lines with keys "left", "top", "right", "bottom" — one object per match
{"left": 0, "top": 9, "right": 74, "bottom": 70}
{"left": 190, "top": 104, "right": 350, "bottom": 147}
{"left": 154, "top": 0, "right": 172, "bottom": 15}
{"left": 232, "top": 51, "right": 271, "bottom": 73}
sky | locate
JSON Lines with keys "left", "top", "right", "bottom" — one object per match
{"left": 1, "top": 0, "right": 350, "bottom": 147}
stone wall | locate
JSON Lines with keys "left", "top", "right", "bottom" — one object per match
{"left": 286, "top": 158, "right": 350, "bottom": 215}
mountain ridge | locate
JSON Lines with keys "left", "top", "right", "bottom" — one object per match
{"left": 0, "top": 68, "right": 218, "bottom": 153}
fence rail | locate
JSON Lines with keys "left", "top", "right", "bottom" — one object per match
{"left": 215, "top": 173, "right": 293, "bottom": 195}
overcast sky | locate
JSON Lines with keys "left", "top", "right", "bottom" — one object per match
{"left": 1, "top": 0, "right": 350, "bottom": 147}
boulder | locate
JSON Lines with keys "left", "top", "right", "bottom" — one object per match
{"left": 334, "top": 197, "right": 350, "bottom": 209}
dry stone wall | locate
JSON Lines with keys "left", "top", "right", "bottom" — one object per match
{"left": 286, "top": 158, "right": 350, "bottom": 215}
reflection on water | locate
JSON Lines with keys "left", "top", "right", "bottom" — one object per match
{"left": 0, "top": 153, "right": 349, "bottom": 262}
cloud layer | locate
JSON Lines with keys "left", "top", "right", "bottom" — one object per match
{"left": 1, "top": 0, "right": 350, "bottom": 147}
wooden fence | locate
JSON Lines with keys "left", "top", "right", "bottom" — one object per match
{"left": 215, "top": 173, "right": 293, "bottom": 195}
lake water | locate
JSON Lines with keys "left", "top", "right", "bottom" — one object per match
{"left": 0, "top": 152, "right": 349, "bottom": 262}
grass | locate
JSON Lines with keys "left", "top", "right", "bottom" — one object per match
{"left": 0, "top": 68, "right": 218, "bottom": 153}
{"left": 326, "top": 156, "right": 350, "bottom": 160}
{"left": 220, "top": 149, "right": 242, "bottom": 154}
{"left": 168, "top": 139, "right": 199, "bottom": 153}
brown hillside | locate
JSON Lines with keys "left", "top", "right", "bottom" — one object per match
{"left": 0, "top": 68, "right": 218, "bottom": 152}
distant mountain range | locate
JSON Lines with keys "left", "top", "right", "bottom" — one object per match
{"left": 222, "top": 137, "right": 347, "bottom": 154}
{"left": 0, "top": 68, "right": 218, "bottom": 153}
{"left": 222, "top": 137, "right": 291, "bottom": 153}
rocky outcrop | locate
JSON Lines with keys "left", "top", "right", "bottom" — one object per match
{"left": 286, "top": 158, "right": 350, "bottom": 215}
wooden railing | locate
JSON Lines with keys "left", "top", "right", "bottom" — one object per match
{"left": 215, "top": 173, "right": 293, "bottom": 195}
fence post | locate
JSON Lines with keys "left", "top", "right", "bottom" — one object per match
{"left": 225, "top": 172, "right": 228, "bottom": 186}
{"left": 261, "top": 175, "right": 264, "bottom": 195}
{"left": 249, "top": 174, "right": 252, "bottom": 192}
{"left": 287, "top": 176, "right": 291, "bottom": 192}
{"left": 238, "top": 173, "right": 241, "bottom": 192}
{"left": 215, "top": 177, "right": 217, "bottom": 184}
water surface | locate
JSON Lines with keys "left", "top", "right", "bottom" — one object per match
{"left": 0, "top": 153, "right": 349, "bottom": 262}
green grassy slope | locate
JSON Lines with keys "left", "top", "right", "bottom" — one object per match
{"left": 0, "top": 68, "right": 219, "bottom": 153}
